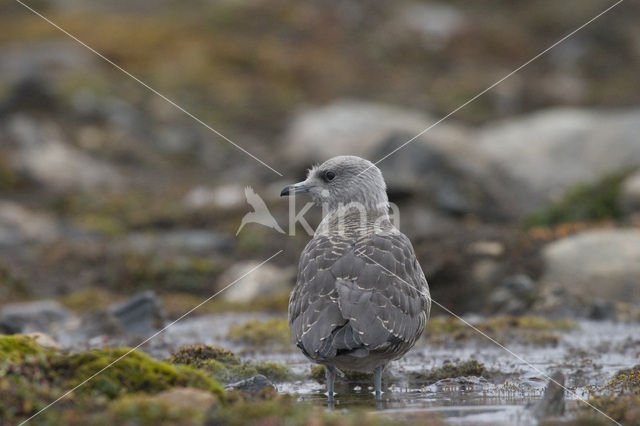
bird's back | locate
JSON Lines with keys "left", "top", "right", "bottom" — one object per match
{"left": 288, "top": 212, "right": 430, "bottom": 372}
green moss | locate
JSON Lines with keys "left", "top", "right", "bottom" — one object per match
{"left": 0, "top": 338, "right": 225, "bottom": 424}
{"left": 170, "top": 345, "right": 292, "bottom": 383}
{"left": 0, "top": 335, "right": 53, "bottom": 363}
{"left": 580, "top": 365, "right": 640, "bottom": 424}
{"left": 425, "top": 315, "right": 578, "bottom": 346}
{"left": 412, "top": 360, "right": 486, "bottom": 385}
{"left": 226, "top": 318, "right": 291, "bottom": 347}
{"left": 253, "top": 362, "right": 292, "bottom": 382}
{"left": 527, "top": 172, "right": 630, "bottom": 228}
{"left": 170, "top": 345, "right": 240, "bottom": 367}
{"left": 607, "top": 364, "right": 640, "bottom": 392}
{"left": 52, "top": 348, "right": 224, "bottom": 401}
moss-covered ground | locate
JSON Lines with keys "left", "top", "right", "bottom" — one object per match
{"left": 0, "top": 335, "right": 224, "bottom": 425}
{"left": 425, "top": 315, "right": 578, "bottom": 346}
{"left": 170, "top": 344, "right": 294, "bottom": 384}
{"left": 226, "top": 318, "right": 292, "bottom": 349}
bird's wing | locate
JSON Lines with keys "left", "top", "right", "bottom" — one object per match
{"left": 244, "top": 186, "right": 269, "bottom": 211}
{"left": 289, "top": 230, "right": 430, "bottom": 360}
{"left": 289, "top": 235, "right": 349, "bottom": 358}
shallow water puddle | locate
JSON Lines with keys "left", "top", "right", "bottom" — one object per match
{"left": 158, "top": 315, "right": 638, "bottom": 424}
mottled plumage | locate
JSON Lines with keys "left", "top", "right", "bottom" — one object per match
{"left": 281, "top": 156, "right": 431, "bottom": 400}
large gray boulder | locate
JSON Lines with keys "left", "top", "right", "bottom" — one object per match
{"left": 540, "top": 229, "right": 640, "bottom": 306}
{"left": 476, "top": 108, "right": 640, "bottom": 213}
{"left": 281, "top": 100, "right": 519, "bottom": 219}
{"left": 281, "top": 99, "right": 434, "bottom": 165}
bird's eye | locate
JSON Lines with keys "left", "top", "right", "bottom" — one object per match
{"left": 325, "top": 171, "right": 336, "bottom": 181}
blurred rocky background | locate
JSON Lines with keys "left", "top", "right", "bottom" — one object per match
{"left": 1, "top": 0, "right": 640, "bottom": 424}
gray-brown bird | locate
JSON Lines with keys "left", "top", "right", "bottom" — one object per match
{"left": 281, "top": 156, "right": 431, "bottom": 401}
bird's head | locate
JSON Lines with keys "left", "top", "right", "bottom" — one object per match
{"left": 281, "top": 155, "right": 389, "bottom": 213}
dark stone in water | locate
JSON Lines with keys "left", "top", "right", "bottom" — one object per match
{"left": 587, "top": 299, "right": 616, "bottom": 321}
{"left": 226, "top": 374, "right": 275, "bottom": 395}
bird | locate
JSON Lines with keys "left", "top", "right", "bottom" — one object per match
{"left": 281, "top": 155, "right": 431, "bottom": 401}
{"left": 236, "top": 186, "right": 285, "bottom": 235}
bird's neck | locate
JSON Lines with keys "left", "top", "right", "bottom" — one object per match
{"left": 315, "top": 203, "right": 391, "bottom": 237}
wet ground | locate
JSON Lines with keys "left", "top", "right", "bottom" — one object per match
{"left": 143, "top": 314, "right": 640, "bottom": 425}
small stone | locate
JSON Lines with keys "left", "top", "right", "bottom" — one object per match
{"left": 26, "top": 332, "right": 61, "bottom": 350}
{"left": 225, "top": 374, "right": 276, "bottom": 395}
{"left": 221, "top": 262, "right": 295, "bottom": 304}
{"left": 108, "top": 291, "right": 167, "bottom": 337}
{"left": 183, "top": 185, "right": 246, "bottom": 210}
{"left": 468, "top": 241, "right": 505, "bottom": 257}
{"left": 530, "top": 370, "right": 565, "bottom": 420}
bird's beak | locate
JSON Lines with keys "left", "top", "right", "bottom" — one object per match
{"left": 281, "top": 181, "right": 311, "bottom": 197}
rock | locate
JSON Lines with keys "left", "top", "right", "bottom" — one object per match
{"left": 468, "top": 241, "right": 505, "bottom": 257}
{"left": 281, "top": 99, "right": 433, "bottom": 166}
{"left": 530, "top": 370, "right": 565, "bottom": 420}
{"left": 540, "top": 229, "right": 640, "bottom": 307}
{"left": 108, "top": 291, "right": 167, "bottom": 337}
{"left": 0, "top": 200, "right": 61, "bottom": 246}
{"left": 476, "top": 108, "right": 640, "bottom": 213}
{"left": 153, "top": 387, "right": 219, "bottom": 411}
{"left": 0, "top": 77, "right": 57, "bottom": 113}
{"left": 225, "top": 374, "right": 275, "bottom": 395}
{"left": 621, "top": 170, "right": 640, "bottom": 214}
{"left": 375, "top": 131, "right": 522, "bottom": 220}
{"left": 221, "top": 261, "right": 295, "bottom": 304}
{"left": 4, "top": 114, "right": 122, "bottom": 192}
{"left": 586, "top": 299, "right": 617, "bottom": 321}
{"left": 26, "top": 332, "right": 62, "bottom": 350}
{"left": 68, "top": 310, "right": 124, "bottom": 341}
{"left": 377, "top": 131, "right": 509, "bottom": 217}
{"left": 0, "top": 300, "right": 75, "bottom": 334}
{"left": 489, "top": 274, "right": 537, "bottom": 315}
{"left": 394, "top": 3, "right": 467, "bottom": 51}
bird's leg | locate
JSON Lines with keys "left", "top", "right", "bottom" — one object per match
{"left": 325, "top": 365, "right": 336, "bottom": 401}
{"left": 374, "top": 365, "right": 384, "bottom": 400}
